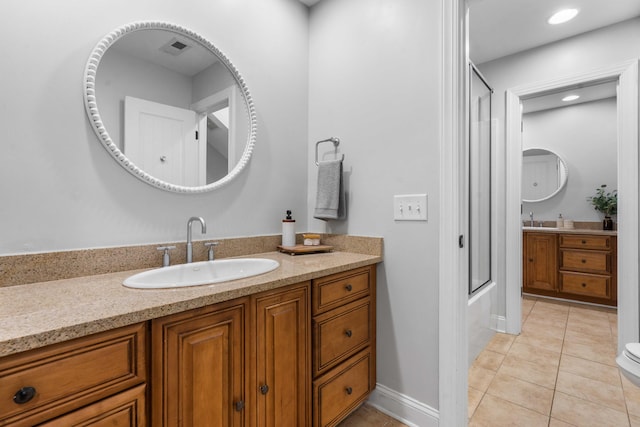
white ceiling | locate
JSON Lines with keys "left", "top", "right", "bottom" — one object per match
{"left": 469, "top": 0, "right": 640, "bottom": 64}
{"left": 298, "top": 1, "right": 640, "bottom": 65}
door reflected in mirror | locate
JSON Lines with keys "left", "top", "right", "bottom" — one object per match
{"left": 85, "top": 22, "right": 256, "bottom": 193}
{"left": 522, "top": 148, "right": 568, "bottom": 202}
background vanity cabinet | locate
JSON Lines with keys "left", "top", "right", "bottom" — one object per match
{"left": 523, "top": 232, "right": 558, "bottom": 293}
{"left": 311, "top": 266, "right": 376, "bottom": 427}
{"left": 523, "top": 231, "right": 617, "bottom": 306}
{"left": 252, "top": 282, "right": 311, "bottom": 427}
{"left": 151, "top": 298, "right": 248, "bottom": 427}
{"left": 0, "top": 323, "right": 146, "bottom": 427}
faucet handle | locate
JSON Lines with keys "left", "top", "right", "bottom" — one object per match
{"left": 204, "top": 242, "right": 220, "bottom": 261}
{"left": 157, "top": 246, "right": 176, "bottom": 267}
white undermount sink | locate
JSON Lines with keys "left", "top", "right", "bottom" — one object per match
{"left": 123, "top": 258, "right": 280, "bottom": 289}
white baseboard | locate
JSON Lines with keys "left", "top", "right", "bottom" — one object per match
{"left": 366, "top": 383, "right": 439, "bottom": 427}
{"left": 492, "top": 314, "right": 506, "bottom": 333}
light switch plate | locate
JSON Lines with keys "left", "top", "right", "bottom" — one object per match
{"left": 394, "top": 194, "right": 427, "bottom": 221}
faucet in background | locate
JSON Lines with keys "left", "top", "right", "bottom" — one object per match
{"left": 186, "top": 217, "right": 207, "bottom": 263}
{"left": 529, "top": 212, "right": 534, "bottom": 227}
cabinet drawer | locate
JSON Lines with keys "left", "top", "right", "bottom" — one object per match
{"left": 39, "top": 384, "right": 146, "bottom": 427}
{"left": 560, "top": 273, "right": 610, "bottom": 298}
{"left": 0, "top": 323, "right": 146, "bottom": 427}
{"left": 313, "top": 350, "right": 372, "bottom": 427}
{"left": 313, "top": 299, "right": 371, "bottom": 376}
{"left": 561, "top": 250, "right": 610, "bottom": 274}
{"left": 560, "top": 234, "right": 612, "bottom": 250}
{"left": 313, "top": 267, "right": 371, "bottom": 315}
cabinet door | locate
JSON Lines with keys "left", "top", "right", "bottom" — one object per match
{"left": 524, "top": 233, "right": 558, "bottom": 292}
{"left": 254, "top": 283, "right": 310, "bottom": 427}
{"left": 152, "top": 299, "right": 248, "bottom": 427}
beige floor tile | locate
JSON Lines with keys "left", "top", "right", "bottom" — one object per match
{"left": 468, "top": 364, "right": 496, "bottom": 392}
{"left": 498, "top": 354, "right": 558, "bottom": 389}
{"left": 551, "top": 391, "right": 630, "bottom": 427}
{"left": 522, "top": 298, "right": 535, "bottom": 315}
{"left": 559, "top": 354, "right": 622, "bottom": 386}
{"left": 515, "top": 330, "right": 564, "bottom": 353}
{"left": 566, "top": 318, "right": 613, "bottom": 338}
{"left": 523, "top": 318, "right": 567, "bottom": 339}
{"left": 569, "top": 306, "right": 611, "bottom": 320}
{"left": 469, "top": 394, "right": 548, "bottom": 427}
{"left": 526, "top": 312, "right": 568, "bottom": 328}
{"left": 508, "top": 342, "right": 561, "bottom": 368}
{"left": 486, "top": 371, "right": 554, "bottom": 415}
{"left": 631, "top": 415, "right": 640, "bottom": 427}
{"left": 533, "top": 300, "right": 570, "bottom": 314}
{"left": 472, "top": 349, "right": 505, "bottom": 372}
{"left": 549, "top": 418, "right": 578, "bottom": 427}
{"left": 555, "top": 370, "right": 626, "bottom": 412}
{"left": 564, "top": 328, "right": 615, "bottom": 348}
{"left": 562, "top": 339, "right": 618, "bottom": 366}
{"left": 337, "top": 404, "right": 408, "bottom": 427}
{"left": 622, "top": 375, "right": 640, "bottom": 418}
{"left": 468, "top": 386, "right": 484, "bottom": 418}
{"left": 485, "top": 333, "right": 515, "bottom": 355}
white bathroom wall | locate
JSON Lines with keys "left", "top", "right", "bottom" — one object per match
{"left": 477, "top": 17, "right": 640, "bottom": 318}
{"left": 0, "top": 0, "right": 310, "bottom": 254}
{"left": 308, "top": 0, "right": 442, "bottom": 419}
{"left": 522, "top": 98, "right": 617, "bottom": 222}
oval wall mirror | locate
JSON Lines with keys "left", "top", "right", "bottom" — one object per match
{"left": 522, "top": 148, "right": 569, "bottom": 203}
{"left": 83, "top": 21, "right": 257, "bottom": 193}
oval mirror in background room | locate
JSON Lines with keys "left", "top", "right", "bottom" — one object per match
{"left": 522, "top": 148, "right": 569, "bottom": 203}
{"left": 84, "top": 22, "right": 257, "bottom": 193}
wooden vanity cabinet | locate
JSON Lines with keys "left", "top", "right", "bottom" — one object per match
{"left": 311, "top": 266, "right": 376, "bottom": 427}
{"left": 523, "top": 231, "right": 617, "bottom": 306}
{"left": 0, "top": 323, "right": 146, "bottom": 427}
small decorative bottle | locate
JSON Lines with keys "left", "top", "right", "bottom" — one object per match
{"left": 282, "top": 210, "right": 296, "bottom": 247}
{"left": 557, "top": 214, "right": 564, "bottom": 228}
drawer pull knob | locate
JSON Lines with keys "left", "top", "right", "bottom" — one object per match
{"left": 346, "top": 386, "right": 353, "bottom": 395}
{"left": 528, "top": 258, "right": 534, "bottom": 262}
{"left": 582, "top": 240, "right": 587, "bottom": 244}
{"left": 582, "top": 283, "right": 587, "bottom": 287}
{"left": 13, "top": 387, "right": 36, "bottom": 405}
{"left": 235, "top": 400, "right": 245, "bottom": 411}
{"left": 259, "top": 384, "right": 269, "bottom": 395}
{"left": 345, "top": 329, "right": 353, "bottom": 338}
{"left": 345, "top": 284, "right": 353, "bottom": 291}
{"left": 581, "top": 259, "right": 586, "bottom": 263}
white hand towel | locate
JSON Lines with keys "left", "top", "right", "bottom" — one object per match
{"left": 314, "top": 159, "right": 346, "bottom": 220}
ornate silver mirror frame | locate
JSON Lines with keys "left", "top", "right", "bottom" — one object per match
{"left": 83, "top": 21, "right": 257, "bottom": 193}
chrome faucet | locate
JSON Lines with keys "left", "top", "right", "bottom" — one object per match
{"left": 186, "top": 217, "right": 207, "bottom": 263}
{"left": 529, "top": 212, "right": 534, "bottom": 227}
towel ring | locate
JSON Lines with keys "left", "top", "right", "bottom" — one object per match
{"left": 315, "top": 137, "right": 344, "bottom": 166}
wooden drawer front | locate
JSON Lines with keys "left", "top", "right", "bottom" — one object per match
{"left": 560, "top": 273, "right": 610, "bottom": 298}
{"left": 560, "top": 234, "right": 612, "bottom": 250}
{"left": 313, "top": 299, "right": 371, "bottom": 376}
{"left": 561, "top": 250, "right": 610, "bottom": 274}
{"left": 0, "top": 323, "right": 146, "bottom": 426}
{"left": 313, "top": 350, "right": 372, "bottom": 427}
{"left": 313, "top": 267, "right": 371, "bottom": 315}
{"left": 39, "top": 384, "right": 146, "bottom": 427}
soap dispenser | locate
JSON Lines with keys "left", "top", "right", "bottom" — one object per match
{"left": 282, "top": 210, "right": 296, "bottom": 247}
{"left": 557, "top": 213, "right": 564, "bottom": 228}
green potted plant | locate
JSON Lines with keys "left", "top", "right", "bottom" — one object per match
{"left": 587, "top": 184, "right": 617, "bottom": 230}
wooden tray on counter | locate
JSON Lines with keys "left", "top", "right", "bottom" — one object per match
{"left": 277, "top": 245, "right": 334, "bottom": 255}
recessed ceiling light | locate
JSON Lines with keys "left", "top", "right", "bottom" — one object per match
{"left": 562, "top": 95, "right": 580, "bottom": 102}
{"left": 548, "top": 8, "right": 579, "bottom": 25}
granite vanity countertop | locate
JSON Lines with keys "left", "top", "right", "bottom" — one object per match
{"left": 522, "top": 227, "right": 617, "bottom": 236}
{"left": 0, "top": 251, "right": 381, "bottom": 358}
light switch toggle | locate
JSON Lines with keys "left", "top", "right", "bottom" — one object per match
{"left": 394, "top": 194, "right": 427, "bottom": 221}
